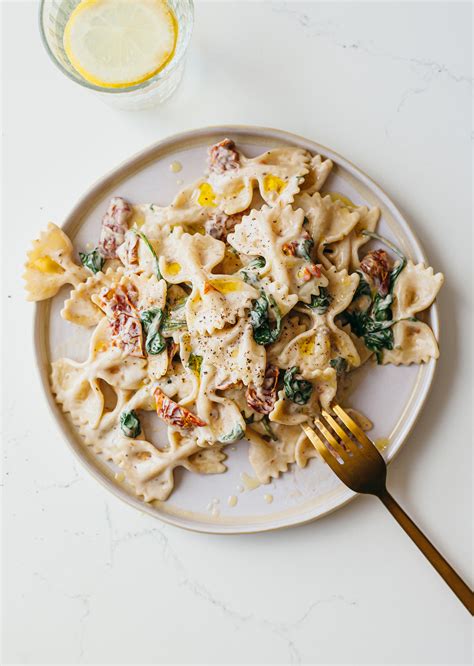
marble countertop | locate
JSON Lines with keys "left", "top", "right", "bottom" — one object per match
{"left": 3, "top": 2, "right": 472, "bottom": 664}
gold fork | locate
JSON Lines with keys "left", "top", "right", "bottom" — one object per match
{"left": 302, "top": 405, "right": 473, "bottom": 614}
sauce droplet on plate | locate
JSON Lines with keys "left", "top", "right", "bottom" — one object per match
{"left": 240, "top": 472, "right": 261, "bottom": 491}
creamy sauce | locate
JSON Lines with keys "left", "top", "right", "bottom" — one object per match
{"left": 206, "top": 497, "right": 220, "bottom": 517}
{"left": 227, "top": 495, "right": 238, "bottom": 508}
{"left": 263, "top": 494, "right": 273, "bottom": 504}
{"left": 240, "top": 472, "right": 261, "bottom": 491}
{"left": 169, "top": 160, "right": 182, "bottom": 173}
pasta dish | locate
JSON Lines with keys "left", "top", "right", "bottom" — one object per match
{"left": 24, "top": 138, "right": 444, "bottom": 502}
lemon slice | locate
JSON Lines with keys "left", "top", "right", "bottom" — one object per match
{"left": 64, "top": 0, "right": 177, "bottom": 88}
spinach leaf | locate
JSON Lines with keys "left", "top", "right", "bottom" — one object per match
{"left": 342, "top": 233, "right": 408, "bottom": 363}
{"left": 344, "top": 309, "right": 395, "bottom": 363}
{"left": 330, "top": 357, "right": 348, "bottom": 375}
{"left": 240, "top": 256, "right": 265, "bottom": 285}
{"left": 308, "top": 286, "right": 332, "bottom": 314}
{"left": 250, "top": 293, "right": 282, "bottom": 345}
{"left": 372, "top": 292, "right": 393, "bottom": 321}
{"left": 140, "top": 307, "right": 166, "bottom": 355}
{"left": 161, "top": 297, "right": 188, "bottom": 336}
{"left": 133, "top": 229, "right": 162, "bottom": 280}
{"left": 353, "top": 271, "right": 371, "bottom": 300}
{"left": 295, "top": 236, "right": 314, "bottom": 262}
{"left": 262, "top": 415, "right": 277, "bottom": 441}
{"left": 79, "top": 248, "right": 104, "bottom": 274}
{"left": 283, "top": 367, "right": 313, "bottom": 405}
{"left": 219, "top": 424, "right": 245, "bottom": 443}
{"left": 187, "top": 353, "right": 203, "bottom": 376}
{"left": 120, "top": 410, "right": 141, "bottom": 438}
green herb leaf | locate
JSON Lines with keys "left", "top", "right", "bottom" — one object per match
{"left": 353, "top": 271, "right": 371, "bottom": 300}
{"left": 161, "top": 297, "right": 188, "bottom": 336}
{"left": 219, "top": 424, "right": 245, "bottom": 443}
{"left": 250, "top": 293, "right": 282, "bottom": 345}
{"left": 372, "top": 292, "right": 393, "bottom": 321}
{"left": 308, "top": 286, "right": 332, "bottom": 314}
{"left": 79, "top": 248, "right": 104, "bottom": 274}
{"left": 187, "top": 353, "right": 203, "bottom": 375}
{"left": 120, "top": 410, "right": 141, "bottom": 438}
{"left": 283, "top": 367, "right": 313, "bottom": 405}
{"left": 262, "top": 415, "right": 277, "bottom": 440}
{"left": 133, "top": 229, "right": 162, "bottom": 280}
{"left": 240, "top": 256, "right": 265, "bottom": 285}
{"left": 330, "top": 357, "right": 348, "bottom": 375}
{"left": 344, "top": 309, "right": 394, "bottom": 363}
{"left": 140, "top": 307, "right": 166, "bottom": 355}
{"left": 295, "top": 236, "right": 314, "bottom": 262}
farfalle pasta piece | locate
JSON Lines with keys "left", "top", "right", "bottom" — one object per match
{"left": 294, "top": 192, "right": 361, "bottom": 263}
{"left": 184, "top": 447, "right": 227, "bottom": 474}
{"left": 229, "top": 204, "right": 328, "bottom": 310}
{"left": 299, "top": 154, "right": 334, "bottom": 194}
{"left": 24, "top": 223, "right": 88, "bottom": 301}
{"left": 382, "top": 320, "right": 439, "bottom": 365}
{"left": 91, "top": 273, "right": 166, "bottom": 358}
{"left": 51, "top": 319, "right": 148, "bottom": 428}
{"left": 246, "top": 423, "right": 303, "bottom": 484}
{"left": 159, "top": 229, "right": 258, "bottom": 334}
{"left": 274, "top": 267, "right": 360, "bottom": 377}
{"left": 322, "top": 205, "right": 380, "bottom": 271}
{"left": 195, "top": 376, "right": 246, "bottom": 445}
{"left": 138, "top": 186, "right": 213, "bottom": 238}
{"left": 391, "top": 261, "right": 444, "bottom": 319}
{"left": 190, "top": 318, "right": 266, "bottom": 389}
{"left": 206, "top": 140, "right": 311, "bottom": 214}
{"left": 116, "top": 431, "right": 225, "bottom": 502}
{"left": 61, "top": 266, "right": 124, "bottom": 327}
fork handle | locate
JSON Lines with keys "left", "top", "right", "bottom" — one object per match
{"left": 379, "top": 489, "right": 473, "bottom": 614}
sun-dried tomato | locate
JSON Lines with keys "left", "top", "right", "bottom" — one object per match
{"left": 204, "top": 211, "right": 242, "bottom": 241}
{"left": 99, "top": 197, "right": 132, "bottom": 259}
{"left": 245, "top": 365, "right": 279, "bottom": 414}
{"left": 207, "top": 138, "right": 240, "bottom": 174}
{"left": 154, "top": 388, "right": 206, "bottom": 428}
{"left": 360, "top": 249, "right": 391, "bottom": 296}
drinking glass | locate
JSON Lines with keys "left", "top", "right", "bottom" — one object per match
{"left": 39, "top": 0, "right": 194, "bottom": 110}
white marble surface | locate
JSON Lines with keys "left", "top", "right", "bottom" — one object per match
{"left": 2, "top": 1, "right": 472, "bottom": 664}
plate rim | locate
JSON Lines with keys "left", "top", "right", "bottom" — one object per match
{"left": 33, "top": 124, "right": 440, "bottom": 534}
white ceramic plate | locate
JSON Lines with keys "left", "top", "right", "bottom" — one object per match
{"left": 34, "top": 126, "right": 439, "bottom": 534}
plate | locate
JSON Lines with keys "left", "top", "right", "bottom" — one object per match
{"left": 34, "top": 126, "right": 439, "bottom": 534}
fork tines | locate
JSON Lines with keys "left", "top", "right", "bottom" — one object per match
{"left": 302, "top": 404, "right": 373, "bottom": 465}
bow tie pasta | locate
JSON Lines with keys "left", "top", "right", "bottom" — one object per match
{"left": 26, "top": 137, "right": 443, "bottom": 503}
{"left": 24, "top": 223, "right": 88, "bottom": 301}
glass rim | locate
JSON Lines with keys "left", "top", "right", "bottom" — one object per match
{"left": 38, "top": 0, "right": 194, "bottom": 95}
